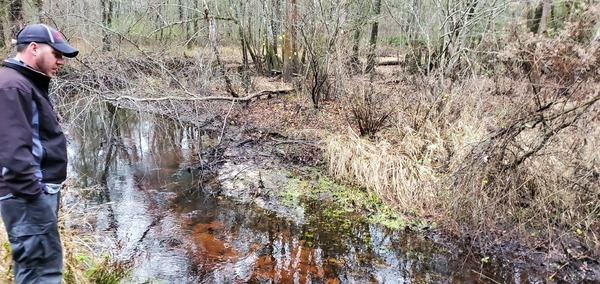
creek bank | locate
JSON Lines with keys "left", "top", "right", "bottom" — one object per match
{"left": 182, "top": 100, "right": 600, "bottom": 283}
{"left": 61, "top": 98, "right": 597, "bottom": 283}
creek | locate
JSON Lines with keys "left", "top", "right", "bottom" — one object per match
{"left": 65, "top": 106, "right": 544, "bottom": 283}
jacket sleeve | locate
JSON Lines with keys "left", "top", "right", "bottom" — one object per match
{"left": 0, "top": 87, "right": 43, "bottom": 199}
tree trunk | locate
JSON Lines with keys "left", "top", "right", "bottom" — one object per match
{"left": 237, "top": 2, "right": 250, "bottom": 93}
{"left": 349, "top": 28, "right": 361, "bottom": 73}
{"left": 538, "top": 0, "right": 552, "bottom": 35}
{"left": 0, "top": 0, "right": 6, "bottom": 47}
{"left": 283, "top": 0, "right": 297, "bottom": 81}
{"left": 204, "top": 0, "right": 238, "bottom": 97}
{"left": 101, "top": 0, "right": 113, "bottom": 51}
{"left": 9, "top": 0, "right": 23, "bottom": 38}
{"left": 34, "top": 0, "right": 43, "bottom": 22}
{"left": 444, "top": 0, "right": 479, "bottom": 76}
{"left": 185, "top": 0, "right": 191, "bottom": 48}
{"left": 178, "top": 0, "right": 184, "bottom": 22}
{"left": 264, "top": 0, "right": 281, "bottom": 73}
{"left": 178, "top": 0, "right": 188, "bottom": 46}
{"left": 192, "top": 0, "right": 200, "bottom": 46}
{"left": 365, "top": 0, "right": 382, "bottom": 74}
{"left": 527, "top": 1, "right": 544, "bottom": 34}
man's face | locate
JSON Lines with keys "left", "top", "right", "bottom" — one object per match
{"left": 32, "top": 43, "right": 64, "bottom": 77}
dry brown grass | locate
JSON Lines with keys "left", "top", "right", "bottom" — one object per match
{"left": 326, "top": 70, "right": 600, "bottom": 275}
{"left": 0, "top": 226, "right": 10, "bottom": 283}
{"left": 326, "top": 75, "right": 498, "bottom": 217}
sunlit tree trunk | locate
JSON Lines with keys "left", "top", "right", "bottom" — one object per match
{"left": 527, "top": 0, "right": 552, "bottom": 34}
{"left": 365, "top": 0, "right": 381, "bottom": 74}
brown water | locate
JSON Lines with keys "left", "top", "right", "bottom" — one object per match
{"left": 66, "top": 107, "right": 545, "bottom": 283}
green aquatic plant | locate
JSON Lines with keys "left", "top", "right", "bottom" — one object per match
{"left": 281, "top": 169, "right": 432, "bottom": 231}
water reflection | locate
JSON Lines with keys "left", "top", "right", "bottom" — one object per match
{"left": 68, "top": 104, "right": 200, "bottom": 187}
{"left": 66, "top": 106, "right": 540, "bottom": 283}
{"left": 177, "top": 193, "right": 476, "bottom": 284}
{"left": 68, "top": 106, "right": 202, "bottom": 283}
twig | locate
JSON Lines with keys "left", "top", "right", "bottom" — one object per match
{"left": 470, "top": 269, "right": 502, "bottom": 284}
{"left": 219, "top": 99, "right": 235, "bottom": 144}
{"left": 270, "top": 137, "right": 319, "bottom": 148}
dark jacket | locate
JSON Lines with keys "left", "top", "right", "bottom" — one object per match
{"left": 0, "top": 59, "right": 68, "bottom": 200}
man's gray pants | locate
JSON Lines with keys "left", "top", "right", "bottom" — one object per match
{"left": 0, "top": 192, "right": 62, "bottom": 284}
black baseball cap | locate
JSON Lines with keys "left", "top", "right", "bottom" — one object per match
{"left": 15, "top": 24, "right": 79, "bottom": 58}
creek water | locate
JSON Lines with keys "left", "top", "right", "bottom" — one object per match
{"left": 65, "top": 107, "right": 543, "bottom": 283}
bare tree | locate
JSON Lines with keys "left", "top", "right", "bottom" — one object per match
{"left": 101, "top": 0, "right": 113, "bottom": 51}
{"left": 347, "top": 1, "right": 371, "bottom": 74}
{"left": 203, "top": 0, "right": 238, "bottom": 97}
{"left": 260, "top": 0, "right": 283, "bottom": 73}
{"left": 365, "top": 0, "right": 382, "bottom": 73}
{"left": 192, "top": 0, "right": 200, "bottom": 46}
{"left": 283, "top": 0, "right": 298, "bottom": 81}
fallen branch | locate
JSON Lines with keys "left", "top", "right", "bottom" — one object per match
{"left": 376, "top": 59, "right": 403, "bottom": 66}
{"left": 107, "top": 88, "right": 295, "bottom": 103}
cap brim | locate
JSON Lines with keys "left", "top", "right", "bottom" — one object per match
{"left": 49, "top": 42, "right": 79, "bottom": 58}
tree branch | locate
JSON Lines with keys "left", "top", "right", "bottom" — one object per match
{"left": 107, "top": 88, "right": 295, "bottom": 103}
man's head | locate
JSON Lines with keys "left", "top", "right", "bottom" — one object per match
{"left": 14, "top": 24, "right": 78, "bottom": 77}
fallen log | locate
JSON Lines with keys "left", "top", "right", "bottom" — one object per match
{"left": 376, "top": 59, "right": 403, "bottom": 66}
{"left": 107, "top": 87, "right": 295, "bottom": 103}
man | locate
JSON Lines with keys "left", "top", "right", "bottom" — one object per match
{"left": 0, "top": 23, "right": 78, "bottom": 283}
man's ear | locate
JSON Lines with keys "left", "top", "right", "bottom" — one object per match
{"left": 29, "top": 42, "right": 39, "bottom": 56}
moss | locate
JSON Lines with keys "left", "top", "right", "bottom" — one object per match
{"left": 280, "top": 168, "right": 430, "bottom": 231}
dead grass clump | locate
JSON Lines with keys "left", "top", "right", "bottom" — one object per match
{"left": 327, "top": 76, "right": 495, "bottom": 218}
{"left": 344, "top": 88, "right": 395, "bottom": 138}
{"left": 326, "top": 129, "right": 439, "bottom": 215}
